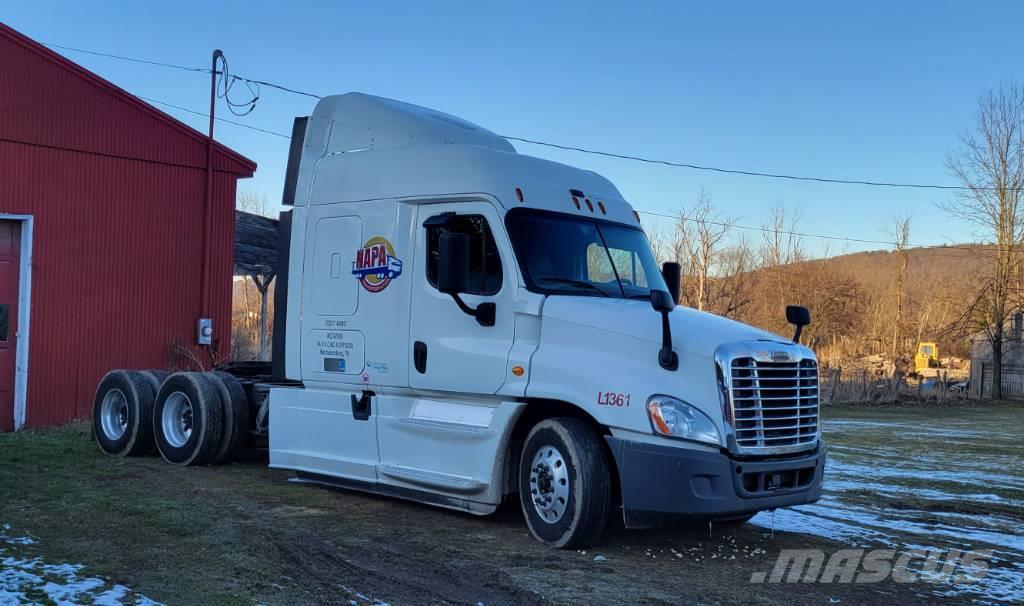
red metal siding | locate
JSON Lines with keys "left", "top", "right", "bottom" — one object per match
{"left": 0, "top": 25, "right": 253, "bottom": 176}
{"left": 0, "top": 24, "right": 254, "bottom": 428}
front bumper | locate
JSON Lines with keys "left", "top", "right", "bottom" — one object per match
{"left": 605, "top": 436, "right": 826, "bottom": 528}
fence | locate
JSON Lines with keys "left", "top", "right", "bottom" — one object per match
{"left": 979, "top": 363, "right": 1024, "bottom": 399}
{"left": 820, "top": 367, "right": 966, "bottom": 404}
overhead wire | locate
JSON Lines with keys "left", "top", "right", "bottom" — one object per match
{"left": 213, "top": 53, "right": 258, "bottom": 116}
{"left": 44, "top": 41, "right": 1013, "bottom": 251}
{"left": 138, "top": 96, "right": 290, "bottom": 137}
{"left": 134, "top": 94, "right": 999, "bottom": 252}
{"left": 47, "top": 41, "right": 994, "bottom": 191}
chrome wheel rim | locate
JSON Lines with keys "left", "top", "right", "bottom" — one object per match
{"left": 100, "top": 388, "right": 129, "bottom": 440}
{"left": 529, "top": 445, "right": 570, "bottom": 523}
{"left": 162, "top": 392, "right": 194, "bottom": 448}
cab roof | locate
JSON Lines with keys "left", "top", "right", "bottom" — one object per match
{"left": 294, "top": 93, "right": 639, "bottom": 227}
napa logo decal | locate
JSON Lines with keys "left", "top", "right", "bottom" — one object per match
{"left": 352, "top": 237, "right": 402, "bottom": 293}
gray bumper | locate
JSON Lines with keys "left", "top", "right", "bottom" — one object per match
{"left": 605, "top": 436, "right": 826, "bottom": 528}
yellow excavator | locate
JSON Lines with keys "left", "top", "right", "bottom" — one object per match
{"left": 914, "top": 342, "right": 942, "bottom": 378}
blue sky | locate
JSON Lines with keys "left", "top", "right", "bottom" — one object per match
{"left": 4, "top": 1, "right": 1022, "bottom": 255}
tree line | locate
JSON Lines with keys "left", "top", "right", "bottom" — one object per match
{"left": 647, "top": 83, "right": 1024, "bottom": 398}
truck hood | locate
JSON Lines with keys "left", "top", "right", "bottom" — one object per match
{"left": 541, "top": 296, "right": 791, "bottom": 358}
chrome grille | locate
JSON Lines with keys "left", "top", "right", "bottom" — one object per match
{"left": 729, "top": 357, "right": 819, "bottom": 451}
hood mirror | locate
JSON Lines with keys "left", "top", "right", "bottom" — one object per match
{"left": 786, "top": 305, "right": 811, "bottom": 343}
{"left": 661, "top": 262, "right": 681, "bottom": 305}
{"left": 650, "top": 289, "right": 675, "bottom": 312}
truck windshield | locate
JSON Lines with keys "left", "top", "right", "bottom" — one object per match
{"left": 506, "top": 209, "right": 669, "bottom": 299}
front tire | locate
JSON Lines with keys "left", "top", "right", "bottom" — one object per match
{"left": 519, "top": 418, "right": 611, "bottom": 548}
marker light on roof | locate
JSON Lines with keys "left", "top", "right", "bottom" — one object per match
{"left": 515, "top": 187, "right": 524, "bottom": 202}
{"left": 585, "top": 198, "right": 594, "bottom": 212}
{"left": 572, "top": 196, "right": 581, "bottom": 210}
{"left": 598, "top": 201, "right": 607, "bottom": 214}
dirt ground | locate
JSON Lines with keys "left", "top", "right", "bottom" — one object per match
{"left": 0, "top": 407, "right": 1019, "bottom": 605}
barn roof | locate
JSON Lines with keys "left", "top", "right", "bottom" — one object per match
{"left": 0, "top": 22, "right": 256, "bottom": 176}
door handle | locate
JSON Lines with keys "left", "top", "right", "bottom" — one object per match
{"left": 351, "top": 390, "right": 374, "bottom": 421}
{"left": 414, "top": 341, "right": 427, "bottom": 374}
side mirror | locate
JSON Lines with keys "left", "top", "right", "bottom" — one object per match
{"left": 437, "top": 231, "right": 495, "bottom": 327}
{"left": 661, "top": 261, "right": 681, "bottom": 305}
{"left": 786, "top": 305, "right": 811, "bottom": 343}
{"left": 437, "top": 232, "right": 470, "bottom": 295}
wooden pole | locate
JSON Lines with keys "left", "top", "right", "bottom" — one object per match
{"left": 251, "top": 273, "right": 274, "bottom": 361}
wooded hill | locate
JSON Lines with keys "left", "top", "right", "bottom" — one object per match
{"left": 727, "top": 244, "right": 987, "bottom": 362}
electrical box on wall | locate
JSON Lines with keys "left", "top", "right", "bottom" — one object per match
{"left": 197, "top": 318, "right": 213, "bottom": 345}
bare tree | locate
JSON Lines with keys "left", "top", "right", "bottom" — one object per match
{"left": 889, "top": 215, "right": 911, "bottom": 360}
{"left": 943, "top": 84, "right": 1024, "bottom": 399}
{"left": 760, "top": 202, "right": 805, "bottom": 269}
{"left": 674, "top": 190, "right": 738, "bottom": 312}
{"left": 237, "top": 191, "right": 273, "bottom": 217}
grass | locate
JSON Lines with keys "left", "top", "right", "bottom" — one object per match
{"left": 0, "top": 423, "right": 335, "bottom": 605}
{"left": 4, "top": 412, "right": 1016, "bottom": 605}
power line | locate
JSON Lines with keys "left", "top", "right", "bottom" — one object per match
{"left": 503, "top": 136, "right": 978, "bottom": 191}
{"left": 44, "top": 40, "right": 988, "bottom": 192}
{"left": 41, "top": 39, "right": 983, "bottom": 191}
{"left": 48, "top": 42, "right": 1008, "bottom": 250}
{"left": 227, "top": 75, "right": 321, "bottom": 100}
{"left": 44, "top": 42, "right": 207, "bottom": 72}
{"left": 142, "top": 94, "right": 1000, "bottom": 253}
{"left": 139, "top": 96, "right": 290, "bottom": 138}
{"left": 44, "top": 42, "right": 323, "bottom": 100}
{"left": 636, "top": 209, "right": 903, "bottom": 246}
{"left": 635, "top": 209, "right": 1008, "bottom": 254}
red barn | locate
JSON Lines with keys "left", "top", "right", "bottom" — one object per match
{"left": 0, "top": 23, "right": 256, "bottom": 430}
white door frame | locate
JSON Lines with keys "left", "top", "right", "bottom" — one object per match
{"left": 0, "top": 214, "right": 33, "bottom": 430}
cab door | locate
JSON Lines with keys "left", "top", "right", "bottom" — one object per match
{"left": 409, "top": 201, "right": 515, "bottom": 394}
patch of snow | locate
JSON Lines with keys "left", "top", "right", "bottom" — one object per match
{"left": 0, "top": 524, "right": 163, "bottom": 605}
{"left": 339, "top": 583, "right": 391, "bottom": 606}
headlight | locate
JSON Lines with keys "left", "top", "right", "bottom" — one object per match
{"left": 646, "top": 395, "right": 721, "bottom": 446}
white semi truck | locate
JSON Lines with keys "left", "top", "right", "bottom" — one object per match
{"left": 93, "top": 93, "right": 825, "bottom": 548}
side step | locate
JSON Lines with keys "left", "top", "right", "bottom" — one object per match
{"left": 292, "top": 471, "right": 496, "bottom": 515}
{"left": 378, "top": 464, "right": 487, "bottom": 494}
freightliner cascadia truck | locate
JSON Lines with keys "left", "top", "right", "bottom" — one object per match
{"left": 93, "top": 93, "right": 825, "bottom": 548}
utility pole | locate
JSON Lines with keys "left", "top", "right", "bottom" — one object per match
{"left": 199, "top": 50, "right": 224, "bottom": 355}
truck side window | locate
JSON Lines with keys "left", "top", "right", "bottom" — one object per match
{"left": 426, "top": 215, "right": 502, "bottom": 295}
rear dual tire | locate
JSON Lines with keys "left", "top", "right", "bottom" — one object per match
{"left": 92, "top": 370, "right": 156, "bottom": 457}
{"left": 94, "top": 369, "right": 249, "bottom": 466}
{"left": 153, "top": 372, "right": 224, "bottom": 466}
{"left": 209, "top": 371, "right": 250, "bottom": 464}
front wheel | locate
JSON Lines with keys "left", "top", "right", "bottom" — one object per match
{"left": 519, "top": 418, "right": 611, "bottom": 548}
